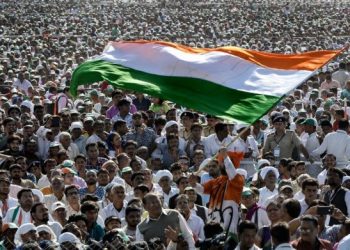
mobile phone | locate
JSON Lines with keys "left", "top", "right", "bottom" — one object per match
{"left": 317, "top": 206, "right": 333, "bottom": 215}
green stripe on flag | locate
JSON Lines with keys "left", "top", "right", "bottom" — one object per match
{"left": 70, "top": 60, "right": 281, "bottom": 123}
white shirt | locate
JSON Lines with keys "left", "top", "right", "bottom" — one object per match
{"left": 4, "top": 206, "right": 32, "bottom": 225}
{"left": 44, "top": 194, "right": 67, "bottom": 214}
{"left": 305, "top": 132, "right": 320, "bottom": 157}
{"left": 186, "top": 213, "right": 205, "bottom": 241}
{"left": 13, "top": 78, "right": 33, "bottom": 96}
{"left": 299, "top": 199, "right": 309, "bottom": 215}
{"left": 38, "top": 175, "right": 50, "bottom": 189}
{"left": 338, "top": 233, "right": 350, "bottom": 250}
{"left": 232, "top": 136, "right": 259, "bottom": 158}
{"left": 86, "top": 134, "right": 103, "bottom": 145}
{"left": 250, "top": 208, "right": 271, "bottom": 229}
{"left": 48, "top": 221, "right": 63, "bottom": 239}
{"left": 9, "top": 184, "right": 22, "bottom": 199}
{"left": 100, "top": 201, "right": 128, "bottom": 223}
{"left": 312, "top": 130, "right": 350, "bottom": 166}
{"left": 258, "top": 186, "right": 278, "bottom": 207}
{"left": 332, "top": 69, "right": 350, "bottom": 88}
{"left": 204, "top": 134, "right": 235, "bottom": 158}
{"left": 65, "top": 143, "right": 80, "bottom": 160}
{"left": 190, "top": 205, "right": 208, "bottom": 221}
{"left": 0, "top": 197, "right": 18, "bottom": 218}
{"left": 317, "top": 169, "right": 328, "bottom": 186}
{"left": 154, "top": 186, "right": 179, "bottom": 206}
{"left": 293, "top": 190, "right": 305, "bottom": 201}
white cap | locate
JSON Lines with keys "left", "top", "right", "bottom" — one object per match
{"left": 69, "top": 121, "right": 83, "bottom": 131}
{"left": 58, "top": 232, "right": 81, "bottom": 245}
{"left": 155, "top": 170, "right": 173, "bottom": 183}
{"left": 51, "top": 201, "right": 66, "bottom": 212}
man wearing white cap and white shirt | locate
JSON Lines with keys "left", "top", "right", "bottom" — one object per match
{"left": 154, "top": 170, "right": 178, "bottom": 206}
{"left": 70, "top": 121, "right": 87, "bottom": 155}
{"left": 233, "top": 123, "right": 260, "bottom": 177}
{"left": 258, "top": 167, "right": 279, "bottom": 206}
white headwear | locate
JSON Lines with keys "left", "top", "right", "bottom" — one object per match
{"left": 14, "top": 223, "right": 36, "bottom": 245}
{"left": 69, "top": 121, "right": 83, "bottom": 131}
{"left": 37, "top": 225, "right": 57, "bottom": 241}
{"left": 31, "top": 189, "right": 44, "bottom": 202}
{"left": 58, "top": 232, "right": 81, "bottom": 245}
{"left": 260, "top": 166, "right": 279, "bottom": 180}
{"left": 155, "top": 170, "right": 173, "bottom": 183}
{"left": 342, "top": 176, "right": 350, "bottom": 184}
{"left": 161, "top": 121, "right": 179, "bottom": 135}
{"left": 236, "top": 169, "right": 248, "bottom": 179}
{"left": 20, "top": 100, "right": 34, "bottom": 113}
{"left": 257, "top": 159, "right": 271, "bottom": 169}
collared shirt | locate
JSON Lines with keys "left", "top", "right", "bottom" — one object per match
{"left": 312, "top": 130, "right": 350, "bottom": 165}
{"left": 73, "top": 136, "right": 87, "bottom": 155}
{"left": 86, "top": 133, "right": 103, "bottom": 145}
{"left": 154, "top": 187, "right": 179, "bottom": 206}
{"left": 66, "top": 204, "right": 80, "bottom": 218}
{"left": 317, "top": 169, "right": 327, "bottom": 186}
{"left": 4, "top": 206, "right": 32, "bottom": 225}
{"left": 100, "top": 200, "right": 128, "bottom": 222}
{"left": 305, "top": 132, "right": 320, "bottom": 156}
{"left": 44, "top": 194, "right": 67, "bottom": 214}
{"left": 135, "top": 209, "right": 195, "bottom": 250}
{"left": 179, "top": 127, "right": 191, "bottom": 140}
{"left": 124, "top": 126, "right": 157, "bottom": 149}
{"left": 106, "top": 104, "right": 137, "bottom": 119}
{"left": 233, "top": 136, "right": 259, "bottom": 158}
{"left": 111, "top": 113, "right": 133, "bottom": 127}
{"left": 86, "top": 157, "right": 108, "bottom": 171}
{"left": 79, "top": 186, "right": 105, "bottom": 200}
{"left": 186, "top": 213, "right": 205, "bottom": 241}
{"left": 299, "top": 198, "right": 309, "bottom": 215}
{"left": 320, "top": 80, "right": 341, "bottom": 90}
{"left": 203, "top": 134, "right": 235, "bottom": 158}
{"left": 258, "top": 186, "right": 278, "bottom": 207}
{"left": 0, "top": 197, "right": 18, "bottom": 218}
{"left": 332, "top": 69, "right": 350, "bottom": 87}
{"left": 65, "top": 143, "right": 80, "bottom": 160}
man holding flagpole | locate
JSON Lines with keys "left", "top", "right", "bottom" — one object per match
{"left": 190, "top": 147, "right": 245, "bottom": 236}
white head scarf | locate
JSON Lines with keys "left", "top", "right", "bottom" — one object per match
{"left": 161, "top": 121, "right": 179, "bottom": 136}
{"left": 260, "top": 166, "right": 279, "bottom": 180}
{"left": 14, "top": 223, "right": 36, "bottom": 245}
{"left": 37, "top": 224, "right": 57, "bottom": 242}
{"left": 155, "top": 170, "right": 173, "bottom": 183}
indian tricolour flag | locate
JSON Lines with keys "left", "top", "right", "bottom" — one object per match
{"left": 70, "top": 41, "right": 343, "bottom": 124}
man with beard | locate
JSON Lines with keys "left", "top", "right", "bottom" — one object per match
{"left": 324, "top": 168, "right": 350, "bottom": 225}
{"left": 0, "top": 118, "right": 17, "bottom": 151}
{"left": 79, "top": 170, "right": 105, "bottom": 200}
{"left": 9, "top": 164, "right": 35, "bottom": 189}
{"left": 122, "top": 206, "right": 142, "bottom": 241}
{"left": 0, "top": 177, "right": 18, "bottom": 218}
{"left": 4, "top": 189, "right": 34, "bottom": 226}
{"left": 30, "top": 202, "right": 62, "bottom": 238}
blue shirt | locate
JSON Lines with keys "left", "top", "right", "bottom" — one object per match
{"left": 79, "top": 186, "right": 105, "bottom": 200}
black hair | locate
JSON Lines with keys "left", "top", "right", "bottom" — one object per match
{"left": 238, "top": 220, "right": 258, "bottom": 235}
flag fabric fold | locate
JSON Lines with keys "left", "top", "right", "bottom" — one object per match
{"left": 70, "top": 40, "right": 342, "bottom": 124}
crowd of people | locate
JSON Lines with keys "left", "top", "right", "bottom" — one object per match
{"left": 1, "top": 0, "right": 350, "bottom": 249}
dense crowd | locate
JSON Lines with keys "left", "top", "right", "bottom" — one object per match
{"left": 1, "top": 0, "right": 350, "bottom": 249}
